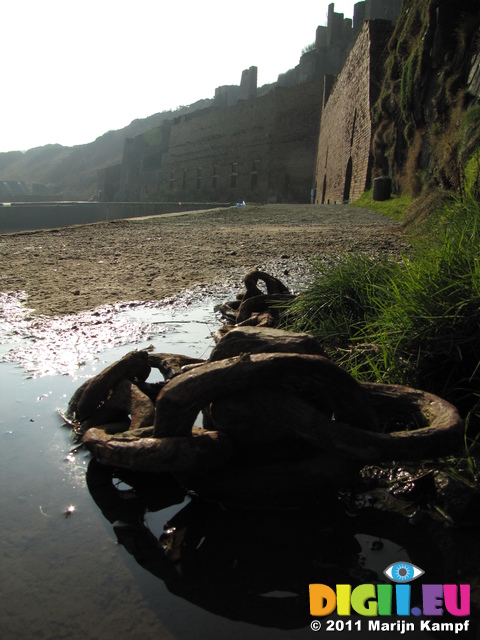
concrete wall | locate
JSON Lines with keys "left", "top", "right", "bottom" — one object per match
{"left": 314, "top": 20, "right": 393, "bottom": 204}
{"left": 0, "top": 202, "right": 229, "bottom": 235}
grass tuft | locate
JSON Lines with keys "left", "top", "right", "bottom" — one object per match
{"left": 284, "top": 196, "right": 480, "bottom": 413}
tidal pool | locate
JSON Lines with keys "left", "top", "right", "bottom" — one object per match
{"left": 0, "top": 290, "right": 469, "bottom": 639}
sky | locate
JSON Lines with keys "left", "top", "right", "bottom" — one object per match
{"left": 1, "top": 0, "right": 355, "bottom": 154}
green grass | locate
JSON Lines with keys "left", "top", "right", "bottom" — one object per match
{"left": 351, "top": 190, "right": 413, "bottom": 221}
{"left": 284, "top": 196, "right": 480, "bottom": 414}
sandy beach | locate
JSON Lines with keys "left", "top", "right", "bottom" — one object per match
{"left": 0, "top": 204, "right": 405, "bottom": 316}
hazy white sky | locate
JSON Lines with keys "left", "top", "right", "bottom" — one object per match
{"left": 1, "top": 0, "right": 355, "bottom": 153}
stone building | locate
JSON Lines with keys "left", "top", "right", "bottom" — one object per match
{"left": 117, "top": 76, "right": 324, "bottom": 204}
{"left": 293, "top": 0, "right": 401, "bottom": 87}
{"left": 99, "top": 0, "right": 401, "bottom": 205}
{"left": 314, "top": 19, "right": 394, "bottom": 204}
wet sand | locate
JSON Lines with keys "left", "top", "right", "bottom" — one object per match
{"left": 0, "top": 204, "right": 405, "bottom": 316}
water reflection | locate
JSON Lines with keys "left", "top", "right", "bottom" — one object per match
{"left": 1, "top": 288, "right": 478, "bottom": 638}
{"left": 85, "top": 459, "right": 449, "bottom": 631}
{"left": 0, "top": 289, "right": 220, "bottom": 378}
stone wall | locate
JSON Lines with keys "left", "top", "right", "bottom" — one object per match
{"left": 314, "top": 20, "right": 393, "bottom": 204}
{"left": 98, "top": 164, "right": 121, "bottom": 202}
{"left": 119, "top": 78, "right": 324, "bottom": 205}
{"left": 268, "top": 82, "right": 324, "bottom": 202}
{"left": 0, "top": 201, "right": 229, "bottom": 234}
{"left": 238, "top": 66, "right": 258, "bottom": 100}
{"left": 100, "top": 1, "right": 401, "bottom": 206}
{"left": 364, "top": 0, "right": 403, "bottom": 23}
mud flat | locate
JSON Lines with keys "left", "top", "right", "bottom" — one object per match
{"left": 0, "top": 204, "right": 405, "bottom": 316}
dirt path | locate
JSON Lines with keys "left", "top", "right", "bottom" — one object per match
{"left": 0, "top": 204, "right": 405, "bottom": 316}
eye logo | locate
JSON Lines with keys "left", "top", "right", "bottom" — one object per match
{"left": 310, "top": 562, "right": 470, "bottom": 618}
{"left": 384, "top": 562, "right": 424, "bottom": 583}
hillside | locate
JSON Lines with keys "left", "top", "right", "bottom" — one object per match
{"left": 0, "top": 99, "right": 212, "bottom": 200}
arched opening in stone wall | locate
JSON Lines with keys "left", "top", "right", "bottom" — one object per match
{"left": 343, "top": 157, "right": 353, "bottom": 202}
{"left": 350, "top": 109, "right": 357, "bottom": 148}
{"left": 321, "top": 174, "right": 327, "bottom": 204}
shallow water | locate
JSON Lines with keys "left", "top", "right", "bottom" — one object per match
{"left": 0, "top": 291, "right": 474, "bottom": 639}
{"left": 0, "top": 291, "right": 235, "bottom": 640}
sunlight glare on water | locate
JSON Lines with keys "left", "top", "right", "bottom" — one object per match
{"left": 0, "top": 287, "right": 240, "bottom": 640}
{"left": 0, "top": 287, "right": 452, "bottom": 640}
{"left": 0, "top": 289, "right": 221, "bottom": 379}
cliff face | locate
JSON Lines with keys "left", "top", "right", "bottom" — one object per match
{"left": 372, "top": 0, "right": 480, "bottom": 195}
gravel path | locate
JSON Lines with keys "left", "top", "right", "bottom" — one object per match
{"left": 0, "top": 204, "right": 405, "bottom": 316}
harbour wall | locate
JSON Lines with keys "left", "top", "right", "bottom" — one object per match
{"left": 0, "top": 201, "right": 229, "bottom": 234}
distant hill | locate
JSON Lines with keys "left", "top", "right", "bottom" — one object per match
{"left": 0, "top": 99, "right": 212, "bottom": 200}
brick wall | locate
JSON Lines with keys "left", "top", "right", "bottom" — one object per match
{"left": 314, "top": 20, "right": 393, "bottom": 204}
